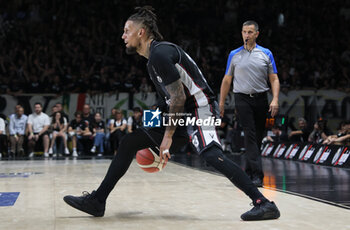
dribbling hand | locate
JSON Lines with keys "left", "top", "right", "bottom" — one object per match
{"left": 159, "top": 136, "right": 172, "bottom": 164}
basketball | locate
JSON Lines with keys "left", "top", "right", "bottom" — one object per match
{"left": 136, "top": 148, "right": 167, "bottom": 173}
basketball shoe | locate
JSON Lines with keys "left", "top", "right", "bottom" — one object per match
{"left": 63, "top": 191, "right": 105, "bottom": 217}
{"left": 241, "top": 199, "right": 280, "bottom": 221}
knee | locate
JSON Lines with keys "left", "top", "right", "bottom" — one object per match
{"left": 201, "top": 146, "right": 225, "bottom": 164}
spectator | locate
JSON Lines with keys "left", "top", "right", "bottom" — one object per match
{"left": 217, "top": 114, "right": 233, "bottom": 153}
{"left": 331, "top": 122, "right": 350, "bottom": 145}
{"left": 91, "top": 112, "right": 105, "bottom": 156}
{"left": 139, "top": 77, "right": 152, "bottom": 99}
{"left": 0, "top": 115, "right": 6, "bottom": 158}
{"left": 82, "top": 104, "right": 95, "bottom": 125}
{"left": 308, "top": 118, "right": 332, "bottom": 144}
{"left": 9, "top": 106, "right": 27, "bottom": 157}
{"left": 109, "top": 109, "right": 127, "bottom": 155}
{"left": 48, "top": 111, "right": 70, "bottom": 156}
{"left": 323, "top": 120, "right": 350, "bottom": 145}
{"left": 51, "top": 105, "right": 59, "bottom": 115}
{"left": 105, "top": 108, "right": 117, "bottom": 154}
{"left": 264, "top": 124, "right": 289, "bottom": 143}
{"left": 55, "top": 103, "right": 69, "bottom": 123}
{"left": 127, "top": 107, "right": 142, "bottom": 133}
{"left": 289, "top": 118, "right": 310, "bottom": 142}
{"left": 27, "top": 102, "right": 50, "bottom": 157}
{"left": 68, "top": 111, "right": 85, "bottom": 157}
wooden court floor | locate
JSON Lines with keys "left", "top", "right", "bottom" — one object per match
{"left": 0, "top": 159, "right": 349, "bottom": 230}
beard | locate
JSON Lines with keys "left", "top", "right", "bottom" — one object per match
{"left": 125, "top": 46, "right": 137, "bottom": 55}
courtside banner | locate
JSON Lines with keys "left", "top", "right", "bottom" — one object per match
{"left": 298, "top": 143, "right": 322, "bottom": 163}
{"left": 332, "top": 146, "right": 350, "bottom": 167}
{"left": 284, "top": 143, "right": 301, "bottom": 160}
{"left": 313, "top": 145, "right": 339, "bottom": 166}
{"left": 261, "top": 142, "right": 277, "bottom": 157}
{"left": 272, "top": 143, "right": 291, "bottom": 158}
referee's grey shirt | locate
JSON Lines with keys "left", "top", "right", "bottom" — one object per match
{"left": 225, "top": 44, "right": 278, "bottom": 94}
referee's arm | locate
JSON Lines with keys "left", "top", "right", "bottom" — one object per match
{"left": 219, "top": 74, "right": 233, "bottom": 117}
{"left": 268, "top": 73, "right": 280, "bottom": 117}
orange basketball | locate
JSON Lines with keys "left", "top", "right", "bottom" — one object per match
{"left": 136, "top": 148, "right": 167, "bottom": 173}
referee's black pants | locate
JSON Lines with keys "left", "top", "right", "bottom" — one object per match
{"left": 95, "top": 127, "right": 263, "bottom": 203}
{"left": 234, "top": 92, "right": 268, "bottom": 180}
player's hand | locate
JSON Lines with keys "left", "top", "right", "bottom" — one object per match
{"left": 159, "top": 136, "right": 172, "bottom": 165}
{"left": 219, "top": 102, "right": 225, "bottom": 117}
{"left": 269, "top": 100, "right": 279, "bottom": 117}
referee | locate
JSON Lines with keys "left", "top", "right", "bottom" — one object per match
{"left": 219, "top": 20, "right": 280, "bottom": 187}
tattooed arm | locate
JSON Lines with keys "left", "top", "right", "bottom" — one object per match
{"left": 164, "top": 79, "right": 186, "bottom": 137}
{"left": 159, "top": 79, "right": 186, "bottom": 163}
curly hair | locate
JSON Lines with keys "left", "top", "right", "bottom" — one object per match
{"left": 128, "top": 6, "right": 163, "bottom": 41}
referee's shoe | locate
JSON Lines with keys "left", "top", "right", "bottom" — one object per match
{"left": 63, "top": 191, "right": 105, "bottom": 217}
{"left": 241, "top": 199, "right": 280, "bottom": 221}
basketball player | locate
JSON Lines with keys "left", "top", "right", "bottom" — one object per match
{"left": 63, "top": 6, "right": 280, "bottom": 221}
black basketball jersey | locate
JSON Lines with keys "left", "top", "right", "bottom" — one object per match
{"left": 147, "top": 41, "right": 217, "bottom": 113}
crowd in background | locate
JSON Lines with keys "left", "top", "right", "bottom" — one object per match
{"left": 0, "top": 103, "right": 143, "bottom": 158}
{"left": 0, "top": 0, "right": 349, "bottom": 96}
{"left": 1, "top": 102, "right": 349, "bottom": 158}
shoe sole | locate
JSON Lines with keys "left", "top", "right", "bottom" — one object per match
{"left": 63, "top": 196, "right": 104, "bottom": 217}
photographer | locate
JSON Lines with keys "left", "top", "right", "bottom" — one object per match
{"left": 308, "top": 118, "right": 332, "bottom": 144}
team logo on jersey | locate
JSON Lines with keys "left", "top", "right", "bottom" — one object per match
{"left": 143, "top": 108, "right": 162, "bottom": 127}
{"left": 157, "top": 76, "right": 163, "bottom": 83}
{"left": 192, "top": 135, "right": 199, "bottom": 148}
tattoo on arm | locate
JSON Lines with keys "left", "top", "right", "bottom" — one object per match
{"left": 164, "top": 79, "right": 186, "bottom": 137}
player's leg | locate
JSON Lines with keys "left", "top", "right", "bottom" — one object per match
{"left": 201, "top": 144, "right": 280, "bottom": 221}
{"left": 201, "top": 145, "right": 263, "bottom": 202}
{"left": 63, "top": 128, "right": 178, "bottom": 217}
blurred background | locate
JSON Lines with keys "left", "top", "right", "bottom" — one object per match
{"left": 0, "top": 0, "right": 349, "bottom": 157}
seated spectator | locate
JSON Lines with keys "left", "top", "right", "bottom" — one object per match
{"left": 289, "top": 118, "right": 310, "bottom": 142}
{"left": 0, "top": 115, "right": 7, "bottom": 158}
{"left": 308, "top": 118, "right": 332, "bottom": 144}
{"left": 104, "top": 108, "right": 117, "bottom": 154}
{"left": 139, "top": 77, "right": 152, "bottom": 99}
{"left": 82, "top": 104, "right": 95, "bottom": 125}
{"left": 109, "top": 109, "right": 127, "bottom": 155}
{"left": 127, "top": 107, "right": 142, "bottom": 133}
{"left": 91, "top": 112, "right": 105, "bottom": 156}
{"left": 323, "top": 120, "right": 350, "bottom": 145}
{"left": 68, "top": 111, "right": 92, "bottom": 157}
{"left": 9, "top": 106, "right": 27, "bottom": 157}
{"left": 48, "top": 111, "right": 70, "bottom": 156}
{"left": 27, "top": 102, "right": 50, "bottom": 157}
{"left": 265, "top": 124, "right": 289, "bottom": 143}
{"left": 55, "top": 103, "right": 69, "bottom": 123}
